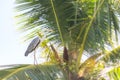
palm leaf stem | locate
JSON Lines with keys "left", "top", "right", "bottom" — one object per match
{"left": 50, "top": 0, "right": 64, "bottom": 45}
{"left": 76, "top": 0, "right": 105, "bottom": 71}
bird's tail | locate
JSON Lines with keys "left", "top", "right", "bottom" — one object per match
{"left": 25, "top": 51, "right": 29, "bottom": 56}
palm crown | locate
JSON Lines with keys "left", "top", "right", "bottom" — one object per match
{"left": 0, "top": 0, "right": 120, "bottom": 80}
{"left": 16, "top": 0, "right": 119, "bottom": 51}
{"left": 16, "top": 0, "right": 120, "bottom": 64}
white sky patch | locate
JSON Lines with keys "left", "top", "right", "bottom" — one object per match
{"left": 0, "top": 0, "right": 34, "bottom": 65}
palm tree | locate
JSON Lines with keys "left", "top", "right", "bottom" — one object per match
{"left": 1, "top": 0, "right": 120, "bottom": 80}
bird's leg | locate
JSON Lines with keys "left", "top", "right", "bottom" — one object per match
{"left": 34, "top": 50, "right": 35, "bottom": 65}
{"left": 34, "top": 50, "right": 38, "bottom": 65}
{"left": 34, "top": 50, "right": 37, "bottom": 65}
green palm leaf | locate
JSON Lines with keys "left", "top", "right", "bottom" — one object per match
{"left": 15, "top": 0, "right": 120, "bottom": 53}
{"left": 1, "top": 64, "right": 66, "bottom": 80}
{"left": 0, "top": 64, "right": 29, "bottom": 79}
{"left": 102, "top": 46, "right": 120, "bottom": 63}
{"left": 108, "top": 66, "right": 120, "bottom": 80}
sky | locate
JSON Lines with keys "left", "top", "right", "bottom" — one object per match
{"left": 0, "top": 0, "right": 34, "bottom": 65}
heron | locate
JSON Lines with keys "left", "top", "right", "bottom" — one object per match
{"left": 25, "top": 37, "right": 40, "bottom": 64}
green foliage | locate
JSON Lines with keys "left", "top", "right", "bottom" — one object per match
{"left": 1, "top": 64, "right": 66, "bottom": 80}
{"left": 0, "top": 64, "right": 29, "bottom": 79}
{"left": 11, "top": 0, "right": 120, "bottom": 80}
{"left": 103, "top": 46, "right": 120, "bottom": 63}
{"left": 108, "top": 66, "right": 120, "bottom": 80}
{"left": 15, "top": 0, "right": 120, "bottom": 53}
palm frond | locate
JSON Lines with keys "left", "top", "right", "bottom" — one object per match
{"left": 15, "top": 0, "right": 75, "bottom": 45}
{"left": 0, "top": 64, "right": 29, "bottom": 79}
{"left": 78, "top": 53, "right": 102, "bottom": 76}
{"left": 1, "top": 64, "right": 66, "bottom": 80}
{"left": 50, "top": 44, "right": 62, "bottom": 63}
{"left": 102, "top": 46, "right": 120, "bottom": 63}
{"left": 78, "top": 45, "right": 120, "bottom": 78}
{"left": 108, "top": 66, "right": 120, "bottom": 80}
{"left": 15, "top": 0, "right": 120, "bottom": 53}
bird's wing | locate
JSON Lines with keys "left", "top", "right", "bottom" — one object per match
{"left": 25, "top": 37, "right": 40, "bottom": 56}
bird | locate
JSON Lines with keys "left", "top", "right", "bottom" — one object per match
{"left": 25, "top": 37, "right": 40, "bottom": 56}
{"left": 24, "top": 37, "right": 40, "bottom": 64}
